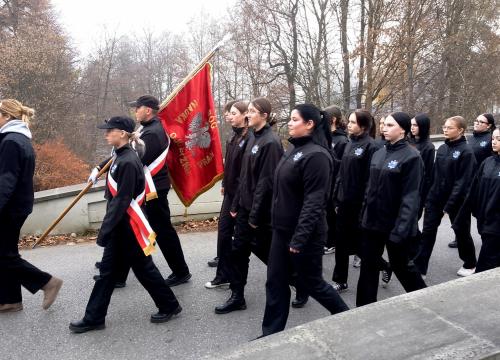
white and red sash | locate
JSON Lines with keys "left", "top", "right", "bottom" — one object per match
{"left": 107, "top": 172, "right": 156, "bottom": 256}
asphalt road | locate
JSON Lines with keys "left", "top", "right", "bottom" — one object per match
{"left": 0, "top": 216, "right": 481, "bottom": 360}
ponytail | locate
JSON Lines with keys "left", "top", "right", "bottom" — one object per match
{"left": 0, "top": 99, "right": 35, "bottom": 125}
{"left": 293, "top": 104, "right": 331, "bottom": 150}
{"left": 128, "top": 131, "right": 145, "bottom": 158}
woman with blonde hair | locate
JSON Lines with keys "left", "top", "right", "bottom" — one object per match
{"left": 0, "top": 99, "right": 63, "bottom": 313}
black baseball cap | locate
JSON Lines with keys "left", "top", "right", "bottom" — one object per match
{"left": 97, "top": 116, "right": 136, "bottom": 133}
{"left": 128, "top": 95, "right": 160, "bottom": 110}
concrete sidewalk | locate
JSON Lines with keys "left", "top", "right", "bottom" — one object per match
{"left": 0, "top": 216, "right": 482, "bottom": 360}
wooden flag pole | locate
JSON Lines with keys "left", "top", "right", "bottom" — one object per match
{"left": 32, "top": 159, "right": 113, "bottom": 249}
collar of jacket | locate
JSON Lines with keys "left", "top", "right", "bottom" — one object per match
{"left": 410, "top": 135, "right": 430, "bottom": 144}
{"left": 115, "top": 143, "right": 132, "bottom": 154}
{"left": 232, "top": 126, "right": 245, "bottom": 136}
{"left": 473, "top": 130, "right": 491, "bottom": 137}
{"left": 288, "top": 135, "right": 313, "bottom": 147}
{"left": 332, "top": 128, "right": 347, "bottom": 137}
{"left": 445, "top": 136, "right": 467, "bottom": 147}
{"left": 254, "top": 123, "right": 270, "bottom": 137}
{"left": 385, "top": 138, "right": 407, "bottom": 152}
{"left": 140, "top": 116, "right": 159, "bottom": 127}
{"left": 495, "top": 154, "right": 500, "bottom": 163}
{"left": 349, "top": 132, "right": 369, "bottom": 141}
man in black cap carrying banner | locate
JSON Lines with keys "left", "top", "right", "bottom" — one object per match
{"left": 90, "top": 95, "right": 191, "bottom": 287}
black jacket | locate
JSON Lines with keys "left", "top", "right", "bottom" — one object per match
{"left": 232, "top": 124, "right": 283, "bottom": 225}
{"left": 0, "top": 130, "right": 35, "bottom": 216}
{"left": 426, "top": 136, "right": 476, "bottom": 214}
{"left": 455, "top": 155, "right": 500, "bottom": 236}
{"left": 222, "top": 127, "right": 249, "bottom": 197}
{"left": 411, "top": 138, "right": 435, "bottom": 208}
{"left": 331, "top": 129, "right": 349, "bottom": 160}
{"left": 361, "top": 139, "right": 424, "bottom": 242}
{"left": 97, "top": 145, "right": 145, "bottom": 247}
{"left": 469, "top": 130, "right": 493, "bottom": 167}
{"left": 272, "top": 136, "right": 332, "bottom": 250}
{"left": 334, "top": 132, "right": 379, "bottom": 206}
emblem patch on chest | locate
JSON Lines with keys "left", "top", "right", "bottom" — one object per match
{"left": 480, "top": 141, "right": 487, "bottom": 147}
{"left": 110, "top": 164, "right": 117, "bottom": 174}
{"left": 354, "top": 147, "right": 364, "bottom": 156}
{"left": 387, "top": 160, "right": 398, "bottom": 169}
{"left": 239, "top": 140, "right": 246, "bottom": 148}
{"left": 452, "top": 150, "right": 461, "bottom": 159}
{"left": 293, "top": 152, "right": 303, "bottom": 161}
{"left": 251, "top": 145, "right": 259, "bottom": 154}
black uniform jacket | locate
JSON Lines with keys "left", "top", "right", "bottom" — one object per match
{"left": 455, "top": 155, "right": 500, "bottom": 236}
{"left": 469, "top": 130, "right": 493, "bottom": 167}
{"left": 331, "top": 129, "right": 349, "bottom": 160}
{"left": 97, "top": 145, "right": 145, "bottom": 247}
{"left": 334, "top": 132, "right": 379, "bottom": 206}
{"left": 0, "top": 132, "right": 35, "bottom": 216}
{"left": 231, "top": 124, "right": 283, "bottom": 226}
{"left": 361, "top": 139, "right": 424, "bottom": 243}
{"left": 272, "top": 136, "right": 332, "bottom": 251}
{"left": 426, "top": 136, "right": 476, "bottom": 214}
{"left": 222, "top": 127, "right": 249, "bottom": 197}
{"left": 99, "top": 116, "right": 170, "bottom": 192}
{"left": 411, "top": 138, "right": 435, "bottom": 206}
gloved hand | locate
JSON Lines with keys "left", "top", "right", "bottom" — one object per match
{"left": 88, "top": 167, "right": 100, "bottom": 185}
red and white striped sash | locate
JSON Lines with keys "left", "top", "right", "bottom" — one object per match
{"left": 107, "top": 173, "right": 156, "bottom": 256}
{"left": 142, "top": 138, "right": 170, "bottom": 202}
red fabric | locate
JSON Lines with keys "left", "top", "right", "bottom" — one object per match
{"left": 158, "top": 63, "right": 223, "bottom": 207}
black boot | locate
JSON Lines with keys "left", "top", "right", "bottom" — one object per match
{"left": 69, "top": 319, "right": 105, "bottom": 334}
{"left": 291, "top": 294, "right": 309, "bottom": 308}
{"left": 214, "top": 291, "right": 246, "bottom": 314}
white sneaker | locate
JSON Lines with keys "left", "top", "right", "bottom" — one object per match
{"left": 352, "top": 255, "right": 361, "bottom": 268}
{"left": 204, "top": 279, "right": 230, "bottom": 289}
{"left": 324, "top": 247, "right": 335, "bottom": 255}
{"left": 457, "top": 267, "right": 475, "bottom": 277}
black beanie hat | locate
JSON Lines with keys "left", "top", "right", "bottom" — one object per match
{"left": 390, "top": 112, "right": 411, "bottom": 136}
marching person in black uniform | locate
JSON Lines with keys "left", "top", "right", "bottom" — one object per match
{"left": 205, "top": 101, "right": 250, "bottom": 289}
{"left": 261, "top": 103, "right": 349, "bottom": 336}
{"left": 0, "top": 99, "right": 63, "bottom": 313}
{"left": 70, "top": 116, "right": 181, "bottom": 333}
{"left": 215, "top": 97, "right": 283, "bottom": 314}
{"left": 356, "top": 112, "right": 427, "bottom": 306}
{"left": 207, "top": 100, "right": 238, "bottom": 268}
{"left": 469, "top": 113, "right": 495, "bottom": 167}
{"left": 409, "top": 114, "right": 436, "bottom": 256}
{"left": 331, "top": 109, "right": 380, "bottom": 292}
{"left": 414, "top": 116, "right": 477, "bottom": 278}
{"left": 453, "top": 127, "right": 500, "bottom": 273}
{"left": 90, "top": 95, "right": 191, "bottom": 287}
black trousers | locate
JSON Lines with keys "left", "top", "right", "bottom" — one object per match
{"left": 214, "top": 194, "right": 236, "bottom": 282}
{"left": 229, "top": 208, "right": 271, "bottom": 296}
{"left": 84, "top": 222, "right": 179, "bottom": 324}
{"left": 262, "top": 229, "right": 349, "bottom": 335}
{"left": 414, "top": 203, "right": 477, "bottom": 275}
{"left": 0, "top": 213, "right": 52, "bottom": 304}
{"left": 476, "top": 233, "right": 500, "bottom": 273}
{"left": 356, "top": 229, "right": 426, "bottom": 307}
{"left": 326, "top": 206, "right": 337, "bottom": 249}
{"left": 108, "top": 190, "right": 190, "bottom": 282}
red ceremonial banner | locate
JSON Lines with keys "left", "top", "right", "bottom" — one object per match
{"left": 158, "top": 63, "right": 224, "bottom": 207}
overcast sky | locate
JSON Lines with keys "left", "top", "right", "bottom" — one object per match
{"left": 51, "top": 0, "right": 235, "bottom": 56}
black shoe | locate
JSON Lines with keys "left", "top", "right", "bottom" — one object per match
{"left": 215, "top": 293, "right": 247, "bottom": 314}
{"left": 448, "top": 240, "right": 458, "bottom": 248}
{"left": 93, "top": 275, "right": 126, "bottom": 288}
{"left": 291, "top": 295, "right": 309, "bottom": 308}
{"left": 95, "top": 262, "right": 101, "bottom": 269}
{"left": 332, "top": 281, "right": 348, "bottom": 292}
{"left": 207, "top": 257, "right": 219, "bottom": 267}
{"left": 69, "top": 319, "right": 105, "bottom": 334}
{"left": 150, "top": 305, "right": 182, "bottom": 323}
{"left": 165, "top": 273, "right": 192, "bottom": 287}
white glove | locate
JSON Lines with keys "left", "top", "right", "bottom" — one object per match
{"left": 88, "top": 167, "right": 99, "bottom": 185}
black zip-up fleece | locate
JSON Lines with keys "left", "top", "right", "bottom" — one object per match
{"left": 0, "top": 132, "right": 35, "bottom": 216}
{"left": 411, "top": 138, "right": 435, "bottom": 207}
{"left": 469, "top": 130, "right": 493, "bottom": 167}
{"left": 461, "top": 155, "right": 500, "bottom": 236}
{"left": 222, "top": 127, "right": 250, "bottom": 197}
{"left": 426, "top": 136, "right": 476, "bottom": 213}
{"left": 331, "top": 129, "right": 349, "bottom": 160}
{"left": 97, "top": 145, "right": 145, "bottom": 247}
{"left": 272, "top": 136, "right": 332, "bottom": 250}
{"left": 361, "top": 139, "right": 424, "bottom": 242}
{"left": 232, "top": 124, "right": 283, "bottom": 225}
{"left": 334, "top": 132, "right": 379, "bottom": 206}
